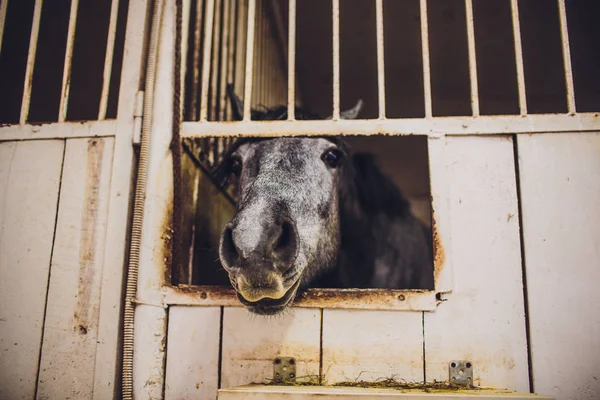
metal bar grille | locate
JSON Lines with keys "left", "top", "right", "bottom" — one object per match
{"left": 557, "top": 0, "right": 576, "bottom": 114}
{"left": 209, "top": 0, "right": 222, "bottom": 122}
{"left": 420, "top": 0, "right": 432, "bottom": 118}
{"left": 242, "top": 0, "right": 256, "bottom": 120}
{"left": 287, "top": 0, "right": 296, "bottom": 120}
{"left": 98, "top": 0, "right": 120, "bottom": 120}
{"left": 58, "top": 0, "right": 80, "bottom": 122}
{"left": 0, "top": 0, "right": 8, "bottom": 57}
{"left": 375, "top": 0, "right": 386, "bottom": 119}
{"left": 510, "top": 0, "right": 527, "bottom": 116}
{"left": 225, "top": 0, "right": 236, "bottom": 120}
{"left": 332, "top": 0, "right": 340, "bottom": 120}
{"left": 19, "top": 0, "right": 43, "bottom": 124}
{"left": 464, "top": 0, "right": 479, "bottom": 117}
{"left": 189, "top": 0, "right": 204, "bottom": 121}
{"left": 199, "top": 0, "right": 215, "bottom": 121}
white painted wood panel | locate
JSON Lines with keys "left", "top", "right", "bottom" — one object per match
{"left": 322, "top": 310, "right": 423, "bottom": 384}
{"left": 36, "top": 138, "right": 115, "bottom": 399}
{"left": 165, "top": 306, "right": 221, "bottom": 400}
{"left": 424, "top": 136, "right": 530, "bottom": 392}
{"left": 221, "top": 307, "right": 321, "bottom": 387}
{"left": 0, "top": 140, "right": 64, "bottom": 400}
{"left": 517, "top": 132, "right": 600, "bottom": 400}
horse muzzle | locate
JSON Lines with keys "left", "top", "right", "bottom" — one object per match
{"left": 235, "top": 276, "right": 302, "bottom": 315}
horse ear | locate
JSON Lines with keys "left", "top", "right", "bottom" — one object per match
{"left": 326, "top": 99, "right": 365, "bottom": 120}
{"left": 226, "top": 84, "right": 244, "bottom": 121}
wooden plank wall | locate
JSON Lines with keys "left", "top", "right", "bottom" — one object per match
{"left": 517, "top": 132, "right": 600, "bottom": 400}
{"left": 0, "top": 138, "right": 116, "bottom": 399}
{"left": 425, "top": 136, "right": 530, "bottom": 391}
{"left": 37, "top": 138, "right": 115, "bottom": 399}
{"left": 0, "top": 140, "right": 65, "bottom": 400}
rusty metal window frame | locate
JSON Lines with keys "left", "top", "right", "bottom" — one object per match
{"left": 161, "top": 0, "right": 597, "bottom": 311}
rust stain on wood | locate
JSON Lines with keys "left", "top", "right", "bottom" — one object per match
{"left": 170, "top": 285, "right": 433, "bottom": 310}
{"left": 161, "top": 199, "right": 174, "bottom": 285}
{"left": 74, "top": 139, "right": 104, "bottom": 334}
{"left": 432, "top": 215, "right": 445, "bottom": 282}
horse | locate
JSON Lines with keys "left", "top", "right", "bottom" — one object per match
{"left": 216, "top": 86, "right": 433, "bottom": 315}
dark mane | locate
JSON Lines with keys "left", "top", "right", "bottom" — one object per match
{"left": 340, "top": 153, "right": 411, "bottom": 218}
{"left": 249, "top": 105, "right": 322, "bottom": 121}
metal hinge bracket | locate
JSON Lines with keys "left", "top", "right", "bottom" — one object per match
{"left": 449, "top": 360, "right": 473, "bottom": 386}
{"left": 273, "top": 356, "right": 296, "bottom": 383}
{"left": 133, "top": 90, "right": 144, "bottom": 146}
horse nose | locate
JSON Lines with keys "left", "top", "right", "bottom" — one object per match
{"left": 219, "top": 218, "right": 299, "bottom": 273}
{"left": 219, "top": 223, "right": 239, "bottom": 271}
{"left": 269, "top": 219, "right": 299, "bottom": 272}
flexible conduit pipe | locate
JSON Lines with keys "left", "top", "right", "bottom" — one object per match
{"left": 122, "top": 0, "right": 164, "bottom": 398}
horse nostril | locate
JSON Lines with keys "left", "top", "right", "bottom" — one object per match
{"left": 272, "top": 220, "right": 298, "bottom": 272}
{"left": 219, "top": 225, "right": 239, "bottom": 271}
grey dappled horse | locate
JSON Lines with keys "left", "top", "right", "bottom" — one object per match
{"left": 216, "top": 87, "right": 433, "bottom": 315}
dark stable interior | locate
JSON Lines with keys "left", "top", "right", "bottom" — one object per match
{"left": 180, "top": 135, "right": 432, "bottom": 288}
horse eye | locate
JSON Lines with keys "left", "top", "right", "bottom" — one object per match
{"left": 230, "top": 157, "right": 242, "bottom": 176}
{"left": 322, "top": 149, "right": 344, "bottom": 168}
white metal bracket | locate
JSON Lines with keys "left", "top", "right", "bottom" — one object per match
{"left": 133, "top": 90, "right": 144, "bottom": 145}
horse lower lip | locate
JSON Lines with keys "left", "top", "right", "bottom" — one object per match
{"left": 238, "top": 277, "right": 302, "bottom": 312}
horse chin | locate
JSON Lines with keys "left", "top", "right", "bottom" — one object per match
{"left": 237, "top": 277, "right": 302, "bottom": 316}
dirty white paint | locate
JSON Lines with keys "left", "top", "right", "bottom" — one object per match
{"left": 0, "top": 140, "right": 64, "bottom": 400}
{"left": 424, "top": 136, "right": 530, "bottom": 392}
{"left": 221, "top": 308, "right": 321, "bottom": 388}
{"left": 36, "top": 138, "right": 114, "bottom": 399}
{"left": 164, "top": 306, "right": 221, "bottom": 399}
{"left": 0, "top": 120, "right": 116, "bottom": 141}
{"left": 322, "top": 310, "right": 424, "bottom": 383}
{"left": 92, "top": 0, "right": 149, "bottom": 397}
{"left": 517, "top": 132, "right": 600, "bottom": 400}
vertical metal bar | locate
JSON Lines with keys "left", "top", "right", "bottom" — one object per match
{"left": 218, "top": 0, "right": 231, "bottom": 121}
{"left": 98, "top": 0, "right": 120, "bottom": 120}
{"left": 420, "top": 0, "right": 432, "bottom": 118}
{"left": 225, "top": 0, "right": 237, "bottom": 119}
{"left": 0, "top": 0, "right": 8, "bottom": 56}
{"left": 269, "top": 0, "right": 289, "bottom": 106}
{"left": 253, "top": 0, "right": 262, "bottom": 107}
{"left": 181, "top": 0, "right": 192, "bottom": 120}
{"left": 19, "top": 0, "right": 44, "bottom": 124}
{"left": 234, "top": 0, "right": 247, "bottom": 97}
{"left": 243, "top": 0, "right": 256, "bottom": 120}
{"left": 510, "top": 0, "right": 527, "bottom": 116}
{"left": 259, "top": 0, "right": 266, "bottom": 106}
{"left": 287, "top": 0, "right": 296, "bottom": 120}
{"left": 265, "top": 9, "right": 272, "bottom": 107}
{"left": 375, "top": 0, "right": 386, "bottom": 119}
{"left": 464, "top": 0, "right": 479, "bottom": 117}
{"left": 332, "top": 0, "right": 340, "bottom": 119}
{"left": 58, "top": 0, "right": 80, "bottom": 122}
{"left": 199, "top": 0, "right": 215, "bottom": 121}
{"left": 262, "top": 2, "right": 269, "bottom": 106}
{"left": 557, "top": 0, "right": 576, "bottom": 114}
{"left": 190, "top": 0, "right": 205, "bottom": 121}
{"left": 209, "top": 0, "right": 222, "bottom": 121}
